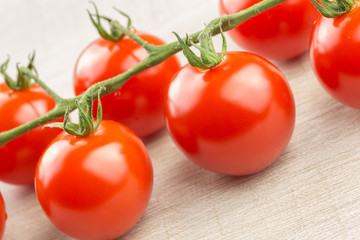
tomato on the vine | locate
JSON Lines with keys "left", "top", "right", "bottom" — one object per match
{"left": 0, "top": 192, "right": 6, "bottom": 239}
{"left": 310, "top": 1, "right": 360, "bottom": 109}
{"left": 73, "top": 31, "right": 181, "bottom": 137}
{"left": 165, "top": 52, "right": 295, "bottom": 176}
{"left": 0, "top": 83, "right": 61, "bottom": 185}
{"left": 219, "top": 0, "right": 318, "bottom": 60}
{"left": 35, "top": 120, "right": 153, "bottom": 240}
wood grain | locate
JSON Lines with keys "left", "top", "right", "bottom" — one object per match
{"left": 1, "top": 0, "right": 360, "bottom": 239}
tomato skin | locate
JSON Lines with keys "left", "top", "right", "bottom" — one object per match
{"left": 165, "top": 52, "right": 295, "bottom": 176}
{"left": 35, "top": 120, "right": 153, "bottom": 240}
{"left": 73, "top": 31, "right": 181, "bottom": 137}
{"left": 0, "top": 83, "right": 61, "bottom": 185}
{"left": 219, "top": 0, "right": 318, "bottom": 60}
{"left": 310, "top": 2, "right": 360, "bottom": 109}
{"left": 0, "top": 192, "right": 6, "bottom": 239}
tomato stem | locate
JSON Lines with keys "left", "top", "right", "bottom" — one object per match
{"left": 88, "top": 2, "right": 156, "bottom": 51}
{"left": 0, "top": 52, "right": 64, "bottom": 103}
{"left": 45, "top": 91, "right": 103, "bottom": 137}
{"left": 310, "top": 0, "right": 355, "bottom": 18}
{"left": 111, "top": 23, "right": 157, "bottom": 52}
{"left": 172, "top": 18, "right": 227, "bottom": 69}
{"left": 0, "top": 52, "right": 37, "bottom": 91}
{"left": 88, "top": 1, "right": 133, "bottom": 42}
{"left": 0, "top": 0, "right": 286, "bottom": 146}
{"left": 22, "top": 69, "right": 64, "bottom": 103}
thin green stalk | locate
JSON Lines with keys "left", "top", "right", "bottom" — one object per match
{"left": 113, "top": 23, "right": 156, "bottom": 52}
{"left": 23, "top": 69, "right": 64, "bottom": 103}
{"left": 0, "top": 0, "right": 286, "bottom": 146}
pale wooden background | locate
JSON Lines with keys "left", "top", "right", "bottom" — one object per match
{"left": 1, "top": 0, "right": 360, "bottom": 239}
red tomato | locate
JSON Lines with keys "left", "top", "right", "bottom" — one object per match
{"left": 165, "top": 52, "right": 295, "bottom": 175}
{"left": 35, "top": 120, "right": 153, "bottom": 240}
{"left": 73, "top": 31, "right": 181, "bottom": 137}
{"left": 0, "top": 192, "right": 6, "bottom": 239}
{"left": 219, "top": 0, "right": 318, "bottom": 60}
{"left": 310, "top": 1, "right": 360, "bottom": 109}
{"left": 0, "top": 83, "right": 61, "bottom": 185}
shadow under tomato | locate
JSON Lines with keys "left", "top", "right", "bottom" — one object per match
{"left": 178, "top": 150, "right": 290, "bottom": 186}
{"left": 1, "top": 183, "right": 34, "bottom": 201}
{"left": 141, "top": 127, "right": 168, "bottom": 145}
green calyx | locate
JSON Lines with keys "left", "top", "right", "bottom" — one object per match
{"left": 174, "top": 22, "right": 227, "bottom": 70}
{"left": 0, "top": 52, "right": 37, "bottom": 91}
{"left": 310, "top": 0, "right": 356, "bottom": 18}
{"left": 88, "top": 1, "right": 133, "bottom": 42}
{"left": 45, "top": 90, "right": 103, "bottom": 137}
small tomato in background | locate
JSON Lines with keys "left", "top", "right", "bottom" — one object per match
{"left": 35, "top": 120, "right": 153, "bottom": 240}
{"left": 73, "top": 32, "right": 181, "bottom": 137}
{"left": 0, "top": 192, "right": 6, "bottom": 239}
{"left": 219, "top": 0, "right": 318, "bottom": 60}
{"left": 310, "top": 1, "right": 360, "bottom": 109}
{"left": 0, "top": 83, "right": 62, "bottom": 185}
{"left": 165, "top": 52, "right": 295, "bottom": 176}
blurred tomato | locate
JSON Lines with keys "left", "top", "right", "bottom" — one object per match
{"left": 220, "top": 0, "right": 318, "bottom": 60}
{"left": 0, "top": 192, "right": 6, "bottom": 239}
{"left": 310, "top": 1, "right": 360, "bottom": 108}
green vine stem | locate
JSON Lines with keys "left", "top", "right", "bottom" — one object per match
{"left": 22, "top": 69, "right": 64, "bottom": 103}
{"left": 0, "top": 0, "right": 286, "bottom": 146}
{"left": 88, "top": 1, "right": 133, "bottom": 42}
{"left": 310, "top": 0, "right": 355, "bottom": 18}
{"left": 46, "top": 90, "right": 103, "bottom": 137}
{"left": 0, "top": 53, "right": 37, "bottom": 91}
{"left": 173, "top": 23, "right": 227, "bottom": 69}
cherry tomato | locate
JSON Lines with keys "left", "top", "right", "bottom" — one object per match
{"left": 310, "top": 1, "right": 360, "bottom": 109}
{"left": 0, "top": 83, "right": 61, "bottom": 185}
{"left": 165, "top": 52, "right": 295, "bottom": 175}
{"left": 219, "top": 0, "right": 318, "bottom": 60}
{"left": 0, "top": 192, "right": 6, "bottom": 239}
{"left": 73, "top": 31, "right": 181, "bottom": 137}
{"left": 35, "top": 120, "right": 153, "bottom": 240}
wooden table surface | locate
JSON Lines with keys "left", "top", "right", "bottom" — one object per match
{"left": 1, "top": 0, "right": 360, "bottom": 239}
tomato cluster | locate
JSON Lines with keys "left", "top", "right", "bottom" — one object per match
{"left": 73, "top": 31, "right": 181, "bottom": 137}
{"left": 1, "top": 0, "right": 360, "bottom": 239}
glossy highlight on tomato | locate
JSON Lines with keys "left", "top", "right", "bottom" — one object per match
{"left": 219, "top": 0, "right": 318, "bottom": 60}
{"left": 35, "top": 120, "right": 153, "bottom": 240}
{"left": 165, "top": 52, "right": 296, "bottom": 176}
{"left": 310, "top": 1, "right": 360, "bottom": 109}
{"left": 0, "top": 83, "right": 61, "bottom": 185}
{"left": 74, "top": 31, "right": 181, "bottom": 137}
